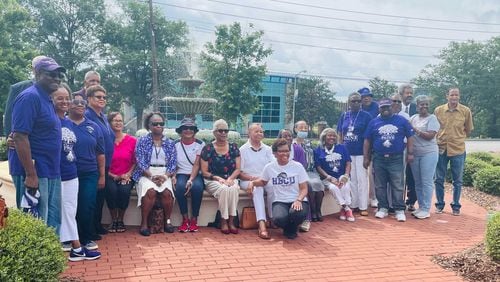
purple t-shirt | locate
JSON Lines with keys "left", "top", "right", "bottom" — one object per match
{"left": 73, "top": 118, "right": 105, "bottom": 173}
{"left": 11, "top": 84, "right": 61, "bottom": 178}
{"left": 336, "top": 110, "right": 372, "bottom": 156}
{"left": 364, "top": 114, "right": 414, "bottom": 155}
{"left": 314, "top": 144, "right": 351, "bottom": 179}
{"left": 60, "top": 118, "right": 78, "bottom": 181}
{"left": 362, "top": 101, "right": 380, "bottom": 119}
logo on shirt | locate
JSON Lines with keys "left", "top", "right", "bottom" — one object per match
{"left": 272, "top": 172, "right": 296, "bottom": 185}
{"left": 86, "top": 126, "right": 94, "bottom": 134}
{"left": 378, "top": 124, "right": 398, "bottom": 148}
{"left": 61, "top": 127, "right": 77, "bottom": 162}
{"left": 326, "top": 152, "right": 342, "bottom": 172}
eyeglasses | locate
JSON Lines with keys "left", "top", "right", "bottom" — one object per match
{"left": 216, "top": 129, "right": 229, "bottom": 134}
{"left": 93, "top": 95, "right": 107, "bottom": 100}
{"left": 277, "top": 150, "right": 290, "bottom": 153}
{"left": 71, "top": 99, "right": 87, "bottom": 106}
{"left": 350, "top": 100, "right": 361, "bottom": 103}
{"left": 41, "top": 70, "right": 65, "bottom": 79}
{"left": 150, "top": 122, "right": 165, "bottom": 127}
{"left": 182, "top": 126, "right": 196, "bottom": 131}
{"left": 392, "top": 100, "right": 402, "bottom": 104}
{"left": 112, "top": 119, "right": 123, "bottom": 123}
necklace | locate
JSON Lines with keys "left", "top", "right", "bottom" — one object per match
{"left": 348, "top": 110, "right": 360, "bottom": 128}
{"left": 153, "top": 138, "right": 163, "bottom": 160}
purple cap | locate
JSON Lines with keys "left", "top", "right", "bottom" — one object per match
{"left": 378, "top": 98, "right": 392, "bottom": 107}
{"left": 34, "top": 57, "right": 66, "bottom": 73}
{"left": 358, "top": 87, "right": 372, "bottom": 97}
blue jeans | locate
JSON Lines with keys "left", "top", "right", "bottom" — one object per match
{"left": 373, "top": 153, "right": 405, "bottom": 211}
{"left": 410, "top": 152, "right": 438, "bottom": 213}
{"left": 174, "top": 174, "right": 204, "bottom": 217}
{"left": 12, "top": 175, "right": 61, "bottom": 232}
{"left": 76, "top": 171, "right": 98, "bottom": 244}
{"left": 105, "top": 175, "right": 134, "bottom": 210}
{"left": 434, "top": 151, "right": 466, "bottom": 211}
{"left": 272, "top": 201, "right": 309, "bottom": 234}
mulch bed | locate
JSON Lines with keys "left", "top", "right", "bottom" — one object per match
{"left": 432, "top": 184, "right": 499, "bottom": 281}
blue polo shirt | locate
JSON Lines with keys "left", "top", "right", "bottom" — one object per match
{"left": 85, "top": 108, "right": 114, "bottom": 168}
{"left": 336, "top": 110, "right": 373, "bottom": 156}
{"left": 73, "top": 118, "right": 105, "bottom": 173}
{"left": 11, "top": 84, "right": 61, "bottom": 178}
{"left": 313, "top": 144, "right": 351, "bottom": 179}
{"left": 362, "top": 101, "right": 380, "bottom": 119}
{"left": 60, "top": 118, "right": 78, "bottom": 181}
{"left": 364, "top": 114, "right": 414, "bottom": 155}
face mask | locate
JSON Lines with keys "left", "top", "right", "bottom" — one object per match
{"left": 297, "top": 131, "right": 308, "bottom": 139}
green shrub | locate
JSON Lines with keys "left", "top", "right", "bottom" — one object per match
{"left": 462, "top": 158, "right": 492, "bottom": 186}
{"left": 0, "top": 139, "right": 7, "bottom": 161}
{"left": 468, "top": 151, "right": 494, "bottom": 163}
{"left": 0, "top": 210, "right": 66, "bottom": 281}
{"left": 473, "top": 166, "right": 500, "bottom": 196}
{"left": 485, "top": 212, "right": 500, "bottom": 261}
{"left": 490, "top": 157, "right": 500, "bottom": 167}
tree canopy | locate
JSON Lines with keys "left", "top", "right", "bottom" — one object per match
{"left": 368, "top": 76, "right": 397, "bottom": 100}
{"left": 413, "top": 37, "right": 500, "bottom": 137}
{"left": 199, "top": 22, "right": 272, "bottom": 126}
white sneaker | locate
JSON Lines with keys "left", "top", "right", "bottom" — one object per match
{"left": 395, "top": 211, "right": 406, "bottom": 222}
{"left": 370, "top": 199, "right": 378, "bottom": 208}
{"left": 414, "top": 211, "right": 430, "bottom": 219}
{"left": 61, "top": 242, "right": 72, "bottom": 252}
{"left": 375, "top": 208, "right": 388, "bottom": 219}
{"left": 299, "top": 220, "right": 311, "bottom": 232}
{"left": 84, "top": 241, "right": 99, "bottom": 250}
{"left": 411, "top": 209, "right": 421, "bottom": 216}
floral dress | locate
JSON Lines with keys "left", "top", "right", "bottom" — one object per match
{"left": 200, "top": 143, "right": 240, "bottom": 178}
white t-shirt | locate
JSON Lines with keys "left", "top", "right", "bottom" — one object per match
{"left": 240, "top": 140, "right": 275, "bottom": 177}
{"left": 175, "top": 139, "right": 205, "bottom": 175}
{"left": 410, "top": 114, "right": 440, "bottom": 156}
{"left": 261, "top": 160, "right": 309, "bottom": 203}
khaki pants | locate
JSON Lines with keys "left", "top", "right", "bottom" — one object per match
{"left": 205, "top": 180, "right": 240, "bottom": 219}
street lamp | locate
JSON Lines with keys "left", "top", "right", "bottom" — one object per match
{"left": 292, "top": 70, "right": 306, "bottom": 128}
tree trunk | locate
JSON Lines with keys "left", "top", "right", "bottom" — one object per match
{"left": 136, "top": 107, "right": 144, "bottom": 130}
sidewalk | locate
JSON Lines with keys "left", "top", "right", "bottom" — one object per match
{"left": 63, "top": 191, "right": 487, "bottom": 281}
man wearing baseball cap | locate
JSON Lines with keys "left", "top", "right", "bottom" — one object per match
{"left": 362, "top": 97, "right": 415, "bottom": 222}
{"left": 10, "top": 56, "right": 65, "bottom": 231}
{"left": 358, "top": 87, "right": 379, "bottom": 119}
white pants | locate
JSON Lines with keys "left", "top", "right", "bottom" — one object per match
{"left": 350, "top": 155, "right": 368, "bottom": 210}
{"left": 60, "top": 177, "right": 79, "bottom": 243}
{"left": 205, "top": 180, "right": 239, "bottom": 220}
{"left": 324, "top": 180, "right": 352, "bottom": 206}
{"left": 240, "top": 180, "right": 274, "bottom": 221}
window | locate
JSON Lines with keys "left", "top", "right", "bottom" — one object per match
{"left": 252, "top": 95, "right": 280, "bottom": 123}
{"left": 161, "top": 105, "right": 183, "bottom": 121}
{"left": 201, "top": 113, "right": 214, "bottom": 122}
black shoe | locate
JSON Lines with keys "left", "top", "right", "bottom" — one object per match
{"left": 139, "top": 229, "right": 150, "bottom": 236}
{"left": 388, "top": 208, "right": 396, "bottom": 215}
{"left": 284, "top": 231, "right": 298, "bottom": 239}
{"left": 96, "top": 226, "right": 108, "bottom": 235}
{"left": 407, "top": 204, "right": 416, "bottom": 212}
{"left": 164, "top": 223, "right": 175, "bottom": 233}
{"left": 91, "top": 234, "right": 102, "bottom": 241}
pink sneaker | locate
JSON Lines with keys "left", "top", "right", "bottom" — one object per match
{"left": 339, "top": 209, "right": 346, "bottom": 221}
{"left": 345, "top": 209, "right": 355, "bottom": 222}
{"left": 178, "top": 219, "right": 190, "bottom": 232}
{"left": 189, "top": 218, "right": 199, "bottom": 232}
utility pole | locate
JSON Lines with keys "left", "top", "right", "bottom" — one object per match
{"left": 291, "top": 70, "right": 306, "bottom": 128}
{"left": 148, "top": 0, "right": 159, "bottom": 111}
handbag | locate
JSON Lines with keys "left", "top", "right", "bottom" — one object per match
{"left": 240, "top": 206, "right": 258, "bottom": 230}
{"left": 147, "top": 195, "right": 164, "bottom": 234}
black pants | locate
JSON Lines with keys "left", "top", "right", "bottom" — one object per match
{"left": 94, "top": 167, "right": 109, "bottom": 232}
{"left": 272, "top": 201, "right": 309, "bottom": 234}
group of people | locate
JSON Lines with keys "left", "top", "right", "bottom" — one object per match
{"left": 5, "top": 56, "right": 474, "bottom": 261}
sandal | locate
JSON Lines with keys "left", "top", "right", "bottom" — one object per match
{"left": 116, "top": 221, "right": 126, "bottom": 233}
{"left": 108, "top": 221, "right": 117, "bottom": 233}
{"left": 258, "top": 229, "right": 271, "bottom": 240}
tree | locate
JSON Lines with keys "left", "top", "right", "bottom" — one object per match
{"left": 368, "top": 76, "right": 397, "bottom": 100}
{"left": 293, "top": 77, "right": 340, "bottom": 128}
{"left": 0, "top": 0, "right": 37, "bottom": 134}
{"left": 199, "top": 22, "right": 272, "bottom": 126}
{"left": 99, "top": 0, "right": 189, "bottom": 129}
{"left": 21, "top": 0, "right": 106, "bottom": 88}
{"left": 413, "top": 37, "right": 500, "bottom": 137}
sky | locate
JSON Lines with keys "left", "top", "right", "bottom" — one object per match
{"left": 152, "top": 0, "right": 500, "bottom": 100}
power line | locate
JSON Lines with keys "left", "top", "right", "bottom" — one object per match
{"left": 267, "top": 70, "right": 411, "bottom": 83}
{"left": 207, "top": 0, "right": 500, "bottom": 34}
{"left": 270, "top": 0, "right": 500, "bottom": 26}
{"left": 190, "top": 26, "right": 436, "bottom": 58}
{"left": 152, "top": 1, "right": 467, "bottom": 41}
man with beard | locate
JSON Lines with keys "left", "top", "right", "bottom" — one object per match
{"left": 363, "top": 98, "right": 414, "bottom": 222}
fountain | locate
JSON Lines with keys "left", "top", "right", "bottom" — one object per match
{"left": 164, "top": 75, "right": 217, "bottom": 119}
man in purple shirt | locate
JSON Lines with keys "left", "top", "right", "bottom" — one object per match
{"left": 363, "top": 98, "right": 414, "bottom": 222}
{"left": 11, "top": 57, "right": 65, "bottom": 230}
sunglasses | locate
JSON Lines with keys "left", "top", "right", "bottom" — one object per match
{"left": 350, "top": 100, "right": 361, "bottom": 103}
{"left": 182, "top": 126, "right": 196, "bottom": 131}
{"left": 150, "top": 122, "right": 165, "bottom": 127}
{"left": 42, "top": 71, "right": 65, "bottom": 79}
{"left": 93, "top": 95, "right": 107, "bottom": 100}
{"left": 392, "top": 100, "right": 402, "bottom": 103}
{"left": 216, "top": 129, "right": 229, "bottom": 134}
{"left": 71, "top": 99, "right": 87, "bottom": 106}
{"left": 277, "top": 149, "right": 290, "bottom": 153}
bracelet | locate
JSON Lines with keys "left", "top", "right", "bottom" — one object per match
{"left": 296, "top": 199, "right": 303, "bottom": 202}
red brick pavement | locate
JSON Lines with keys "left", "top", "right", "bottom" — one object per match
{"left": 63, "top": 192, "right": 488, "bottom": 281}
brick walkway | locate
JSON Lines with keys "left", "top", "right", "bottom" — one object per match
{"left": 63, "top": 191, "right": 487, "bottom": 281}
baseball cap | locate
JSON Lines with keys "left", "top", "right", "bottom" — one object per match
{"left": 34, "top": 57, "right": 66, "bottom": 73}
{"left": 378, "top": 98, "right": 392, "bottom": 107}
{"left": 358, "top": 87, "right": 373, "bottom": 97}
